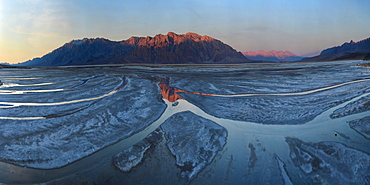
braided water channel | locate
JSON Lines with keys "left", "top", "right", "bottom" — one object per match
{"left": 0, "top": 61, "right": 369, "bottom": 184}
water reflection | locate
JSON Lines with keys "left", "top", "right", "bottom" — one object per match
{"left": 158, "top": 77, "right": 213, "bottom": 102}
{"left": 158, "top": 77, "right": 183, "bottom": 102}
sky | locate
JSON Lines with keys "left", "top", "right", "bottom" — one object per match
{"left": 1, "top": 0, "right": 370, "bottom": 64}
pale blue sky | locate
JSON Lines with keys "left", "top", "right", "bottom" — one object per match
{"left": 1, "top": 0, "right": 370, "bottom": 63}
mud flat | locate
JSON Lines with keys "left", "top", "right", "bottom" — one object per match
{"left": 161, "top": 111, "right": 227, "bottom": 179}
{"left": 0, "top": 72, "right": 166, "bottom": 168}
{"left": 286, "top": 137, "right": 370, "bottom": 185}
{"left": 331, "top": 94, "right": 370, "bottom": 119}
{"left": 113, "top": 129, "right": 162, "bottom": 172}
{"left": 348, "top": 116, "right": 370, "bottom": 139}
{"left": 0, "top": 60, "right": 369, "bottom": 184}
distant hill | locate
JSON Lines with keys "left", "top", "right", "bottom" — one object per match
{"left": 19, "top": 32, "right": 251, "bottom": 66}
{"left": 242, "top": 50, "right": 302, "bottom": 62}
{"left": 321, "top": 37, "right": 370, "bottom": 55}
{"left": 0, "top": 64, "right": 25, "bottom": 69}
{"left": 300, "top": 37, "right": 370, "bottom": 62}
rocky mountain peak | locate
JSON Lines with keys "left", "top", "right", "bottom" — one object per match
{"left": 242, "top": 50, "right": 302, "bottom": 62}
{"left": 243, "top": 50, "right": 298, "bottom": 59}
{"left": 123, "top": 32, "right": 216, "bottom": 48}
{"left": 65, "top": 38, "right": 112, "bottom": 48}
{"left": 167, "top": 31, "right": 178, "bottom": 37}
{"left": 320, "top": 37, "right": 370, "bottom": 55}
{"left": 184, "top": 32, "right": 214, "bottom": 42}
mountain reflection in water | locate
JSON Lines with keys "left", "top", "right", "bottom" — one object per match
{"left": 158, "top": 77, "right": 213, "bottom": 102}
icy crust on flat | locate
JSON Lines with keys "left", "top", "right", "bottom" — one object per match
{"left": 331, "top": 95, "right": 370, "bottom": 119}
{"left": 1, "top": 71, "right": 115, "bottom": 105}
{"left": 113, "top": 130, "right": 162, "bottom": 172}
{"left": 0, "top": 77, "right": 166, "bottom": 168}
{"left": 179, "top": 82, "right": 368, "bottom": 125}
{"left": 170, "top": 61, "right": 370, "bottom": 125}
{"left": 286, "top": 137, "right": 370, "bottom": 185}
{"left": 161, "top": 111, "right": 227, "bottom": 179}
{"left": 348, "top": 116, "right": 370, "bottom": 139}
{"left": 170, "top": 61, "right": 368, "bottom": 94}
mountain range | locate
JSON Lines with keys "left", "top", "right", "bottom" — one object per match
{"left": 17, "top": 33, "right": 370, "bottom": 66}
{"left": 242, "top": 50, "right": 302, "bottom": 62}
{"left": 300, "top": 37, "right": 370, "bottom": 62}
{"left": 20, "top": 32, "right": 250, "bottom": 66}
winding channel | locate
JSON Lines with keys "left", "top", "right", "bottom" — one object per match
{"left": 207, "top": 78, "right": 370, "bottom": 97}
{"left": 0, "top": 76, "right": 126, "bottom": 119}
{"left": 0, "top": 82, "right": 54, "bottom": 87}
{"left": 0, "top": 88, "right": 66, "bottom": 94}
